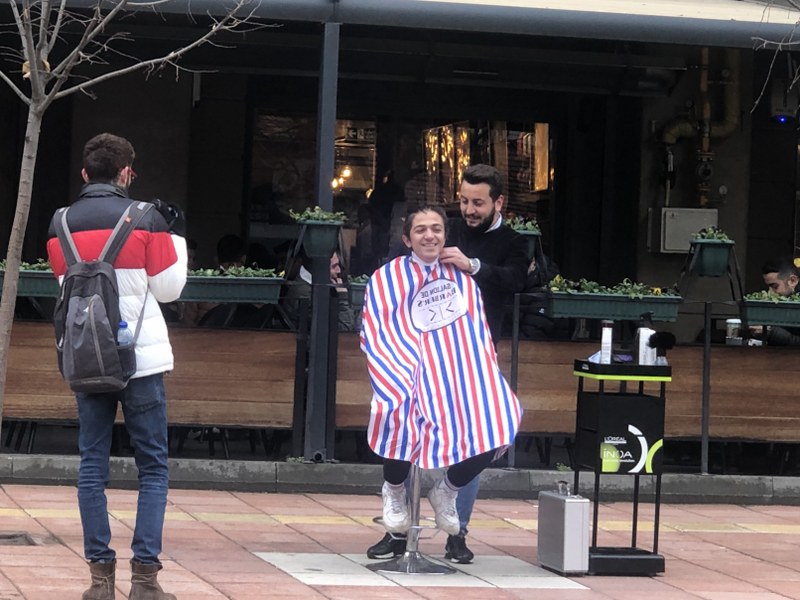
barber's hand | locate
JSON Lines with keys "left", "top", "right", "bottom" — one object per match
{"left": 151, "top": 199, "right": 186, "bottom": 237}
{"left": 439, "top": 246, "right": 470, "bottom": 272}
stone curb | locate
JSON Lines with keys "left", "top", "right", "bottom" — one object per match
{"left": 3, "top": 454, "right": 800, "bottom": 504}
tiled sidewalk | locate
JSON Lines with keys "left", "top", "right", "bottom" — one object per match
{"left": 1, "top": 484, "right": 800, "bottom": 599}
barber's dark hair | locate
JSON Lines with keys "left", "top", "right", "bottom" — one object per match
{"left": 82, "top": 133, "right": 135, "bottom": 182}
{"left": 403, "top": 205, "right": 448, "bottom": 238}
{"left": 462, "top": 163, "right": 504, "bottom": 200}
{"left": 762, "top": 256, "right": 800, "bottom": 278}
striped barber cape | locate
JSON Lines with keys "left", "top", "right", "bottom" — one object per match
{"left": 361, "top": 254, "right": 522, "bottom": 469}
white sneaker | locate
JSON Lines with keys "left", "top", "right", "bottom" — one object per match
{"left": 428, "top": 479, "right": 460, "bottom": 535}
{"left": 382, "top": 482, "right": 410, "bottom": 533}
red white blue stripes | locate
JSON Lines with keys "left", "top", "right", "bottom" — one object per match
{"left": 361, "top": 256, "right": 522, "bottom": 468}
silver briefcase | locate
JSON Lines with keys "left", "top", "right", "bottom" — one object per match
{"left": 537, "top": 489, "right": 589, "bottom": 575}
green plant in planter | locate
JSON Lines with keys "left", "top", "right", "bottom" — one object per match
{"left": 348, "top": 274, "right": 370, "bottom": 308}
{"left": 0, "top": 258, "right": 52, "bottom": 271}
{"left": 507, "top": 215, "right": 541, "bottom": 234}
{"left": 547, "top": 275, "right": 680, "bottom": 320}
{"left": 189, "top": 266, "right": 279, "bottom": 278}
{"left": 690, "top": 226, "right": 734, "bottom": 277}
{"left": 745, "top": 290, "right": 800, "bottom": 303}
{"left": 290, "top": 206, "right": 347, "bottom": 259}
{"left": 691, "top": 226, "right": 731, "bottom": 242}
{"left": 289, "top": 206, "right": 347, "bottom": 224}
{"left": 0, "top": 259, "right": 57, "bottom": 297}
{"left": 549, "top": 275, "right": 678, "bottom": 297}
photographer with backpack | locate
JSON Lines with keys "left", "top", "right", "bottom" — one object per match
{"left": 46, "top": 133, "right": 187, "bottom": 600}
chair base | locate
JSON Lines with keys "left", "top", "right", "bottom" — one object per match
{"left": 367, "top": 550, "right": 456, "bottom": 575}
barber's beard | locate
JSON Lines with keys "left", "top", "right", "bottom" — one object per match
{"left": 468, "top": 208, "right": 496, "bottom": 234}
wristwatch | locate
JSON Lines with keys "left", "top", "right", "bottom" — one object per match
{"left": 468, "top": 257, "right": 480, "bottom": 274}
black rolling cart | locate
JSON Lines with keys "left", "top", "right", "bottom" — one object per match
{"left": 572, "top": 360, "right": 671, "bottom": 575}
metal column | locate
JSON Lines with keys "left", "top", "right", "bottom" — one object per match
{"left": 304, "top": 20, "right": 341, "bottom": 461}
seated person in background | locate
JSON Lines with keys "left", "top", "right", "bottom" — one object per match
{"left": 750, "top": 256, "right": 800, "bottom": 346}
{"left": 516, "top": 246, "right": 567, "bottom": 340}
{"left": 362, "top": 206, "right": 522, "bottom": 544}
{"left": 282, "top": 249, "right": 356, "bottom": 332}
{"left": 185, "top": 234, "right": 258, "bottom": 328}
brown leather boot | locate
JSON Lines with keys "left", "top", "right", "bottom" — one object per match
{"left": 82, "top": 560, "right": 116, "bottom": 600}
{"left": 129, "top": 561, "right": 176, "bottom": 600}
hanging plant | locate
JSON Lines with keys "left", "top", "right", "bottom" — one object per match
{"left": 507, "top": 215, "right": 541, "bottom": 234}
{"left": 289, "top": 206, "right": 347, "bottom": 224}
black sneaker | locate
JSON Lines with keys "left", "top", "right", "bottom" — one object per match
{"left": 445, "top": 534, "right": 474, "bottom": 564}
{"left": 366, "top": 533, "right": 407, "bottom": 559}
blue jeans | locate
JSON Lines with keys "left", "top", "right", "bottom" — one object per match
{"left": 456, "top": 475, "right": 480, "bottom": 534}
{"left": 76, "top": 373, "right": 170, "bottom": 564}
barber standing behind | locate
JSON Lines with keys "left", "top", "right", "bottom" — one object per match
{"left": 751, "top": 256, "right": 800, "bottom": 345}
{"left": 366, "top": 163, "right": 528, "bottom": 565}
{"left": 441, "top": 163, "right": 530, "bottom": 342}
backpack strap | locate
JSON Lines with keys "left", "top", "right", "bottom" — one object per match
{"left": 100, "top": 201, "right": 154, "bottom": 264}
{"left": 53, "top": 207, "right": 81, "bottom": 267}
{"left": 100, "top": 202, "right": 154, "bottom": 347}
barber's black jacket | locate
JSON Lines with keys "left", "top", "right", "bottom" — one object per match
{"left": 446, "top": 219, "right": 529, "bottom": 342}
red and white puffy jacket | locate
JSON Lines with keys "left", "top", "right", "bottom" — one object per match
{"left": 47, "top": 183, "right": 187, "bottom": 378}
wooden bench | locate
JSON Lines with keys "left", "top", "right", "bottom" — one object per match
{"left": 6, "top": 322, "right": 296, "bottom": 430}
{"left": 336, "top": 333, "right": 800, "bottom": 444}
{"left": 8, "top": 322, "right": 800, "bottom": 452}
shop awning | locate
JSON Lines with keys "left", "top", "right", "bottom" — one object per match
{"left": 64, "top": 0, "right": 800, "bottom": 48}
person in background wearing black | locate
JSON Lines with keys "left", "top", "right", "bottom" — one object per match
{"left": 367, "top": 163, "right": 529, "bottom": 564}
{"left": 518, "top": 245, "right": 566, "bottom": 340}
{"left": 750, "top": 256, "right": 800, "bottom": 345}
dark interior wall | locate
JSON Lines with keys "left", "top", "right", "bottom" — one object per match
{"left": 188, "top": 74, "right": 249, "bottom": 268}
{"left": 26, "top": 99, "right": 73, "bottom": 261}
{"left": 746, "top": 52, "right": 798, "bottom": 290}
{"left": 0, "top": 89, "right": 71, "bottom": 262}
{"left": 0, "top": 82, "right": 21, "bottom": 258}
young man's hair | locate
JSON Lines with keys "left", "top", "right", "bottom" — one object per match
{"left": 461, "top": 163, "right": 504, "bottom": 200}
{"left": 762, "top": 256, "right": 800, "bottom": 278}
{"left": 82, "top": 133, "right": 135, "bottom": 183}
{"left": 402, "top": 205, "right": 448, "bottom": 238}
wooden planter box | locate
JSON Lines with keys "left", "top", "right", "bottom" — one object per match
{"left": 546, "top": 292, "right": 682, "bottom": 321}
{"left": 742, "top": 300, "right": 800, "bottom": 327}
{"left": 0, "top": 270, "right": 59, "bottom": 297}
{"left": 180, "top": 276, "right": 283, "bottom": 303}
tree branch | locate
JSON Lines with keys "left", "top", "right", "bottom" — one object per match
{"left": 46, "top": 0, "right": 69, "bottom": 56}
{"left": 0, "top": 69, "right": 31, "bottom": 106}
{"left": 51, "top": 0, "right": 258, "bottom": 101}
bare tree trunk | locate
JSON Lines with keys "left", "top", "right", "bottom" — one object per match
{"left": 0, "top": 106, "right": 44, "bottom": 434}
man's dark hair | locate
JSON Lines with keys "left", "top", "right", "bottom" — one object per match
{"left": 82, "top": 133, "right": 135, "bottom": 182}
{"left": 762, "top": 256, "right": 800, "bottom": 278}
{"left": 216, "top": 234, "right": 245, "bottom": 265}
{"left": 403, "top": 205, "right": 448, "bottom": 238}
{"left": 462, "top": 164, "right": 504, "bottom": 200}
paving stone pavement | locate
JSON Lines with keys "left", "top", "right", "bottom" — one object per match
{"left": 1, "top": 483, "right": 800, "bottom": 599}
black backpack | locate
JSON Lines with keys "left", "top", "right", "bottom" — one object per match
{"left": 53, "top": 201, "right": 153, "bottom": 394}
